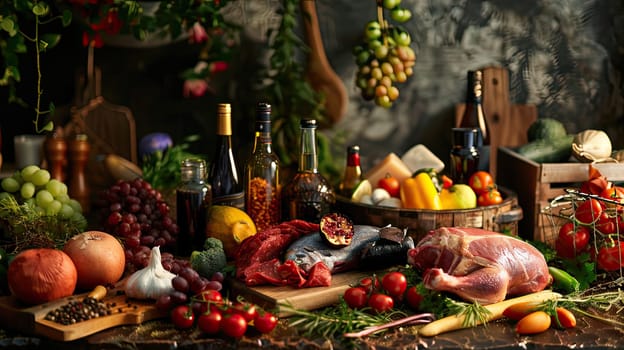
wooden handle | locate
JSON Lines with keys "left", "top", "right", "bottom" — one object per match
{"left": 300, "top": 0, "right": 330, "bottom": 69}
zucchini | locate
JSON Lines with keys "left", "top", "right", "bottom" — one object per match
{"left": 516, "top": 134, "right": 574, "bottom": 163}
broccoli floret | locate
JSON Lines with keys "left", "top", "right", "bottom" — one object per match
{"left": 190, "top": 238, "right": 227, "bottom": 279}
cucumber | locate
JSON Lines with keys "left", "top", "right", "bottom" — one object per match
{"left": 516, "top": 134, "right": 574, "bottom": 163}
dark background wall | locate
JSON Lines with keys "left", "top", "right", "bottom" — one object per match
{"left": 1, "top": 0, "right": 623, "bottom": 178}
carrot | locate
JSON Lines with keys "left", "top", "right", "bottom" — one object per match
{"left": 516, "top": 311, "right": 551, "bottom": 335}
{"left": 552, "top": 307, "right": 576, "bottom": 329}
{"left": 418, "top": 290, "right": 561, "bottom": 337}
{"left": 502, "top": 301, "right": 541, "bottom": 321}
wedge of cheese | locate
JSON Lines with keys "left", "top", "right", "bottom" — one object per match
{"left": 364, "top": 153, "right": 412, "bottom": 188}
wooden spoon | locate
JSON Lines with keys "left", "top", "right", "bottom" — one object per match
{"left": 300, "top": 0, "right": 348, "bottom": 127}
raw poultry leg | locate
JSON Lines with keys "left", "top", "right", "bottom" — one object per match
{"left": 423, "top": 266, "right": 510, "bottom": 304}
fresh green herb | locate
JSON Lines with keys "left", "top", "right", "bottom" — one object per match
{"left": 559, "top": 253, "right": 597, "bottom": 291}
{"left": 141, "top": 135, "right": 203, "bottom": 191}
{"left": 0, "top": 196, "right": 86, "bottom": 253}
{"left": 281, "top": 299, "right": 408, "bottom": 340}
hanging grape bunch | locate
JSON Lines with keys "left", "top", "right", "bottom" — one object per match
{"left": 353, "top": 0, "right": 416, "bottom": 108}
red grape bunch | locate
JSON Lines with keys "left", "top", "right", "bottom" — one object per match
{"left": 97, "top": 178, "right": 180, "bottom": 272}
{"left": 353, "top": 0, "right": 416, "bottom": 108}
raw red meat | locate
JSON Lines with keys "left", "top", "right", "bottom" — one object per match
{"left": 303, "top": 262, "right": 332, "bottom": 287}
{"left": 235, "top": 220, "right": 322, "bottom": 287}
{"left": 408, "top": 227, "right": 552, "bottom": 304}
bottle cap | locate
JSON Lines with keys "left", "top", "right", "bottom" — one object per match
{"left": 180, "top": 158, "right": 207, "bottom": 181}
{"left": 256, "top": 102, "right": 271, "bottom": 124}
{"left": 347, "top": 145, "right": 360, "bottom": 154}
{"left": 452, "top": 127, "right": 478, "bottom": 148}
{"left": 301, "top": 119, "right": 317, "bottom": 129}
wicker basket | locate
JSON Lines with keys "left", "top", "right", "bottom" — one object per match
{"left": 334, "top": 187, "right": 522, "bottom": 242}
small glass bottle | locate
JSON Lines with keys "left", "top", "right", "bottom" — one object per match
{"left": 338, "top": 145, "right": 362, "bottom": 197}
{"left": 245, "top": 102, "right": 280, "bottom": 232}
{"left": 176, "top": 158, "right": 211, "bottom": 257}
{"left": 450, "top": 127, "right": 480, "bottom": 184}
{"left": 209, "top": 103, "right": 245, "bottom": 209}
{"left": 281, "top": 119, "right": 335, "bottom": 223}
{"left": 459, "top": 70, "right": 490, "bottom": 171}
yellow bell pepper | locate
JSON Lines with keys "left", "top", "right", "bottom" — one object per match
{"left": 400, "top": 172, "right": 442, "bottom": 210}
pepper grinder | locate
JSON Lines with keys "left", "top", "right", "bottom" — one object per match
{"left": 44, "top": 130, "right": 67, "bottom": 182}
{"left": 68, "top": 134, "right": 90, "bottom": 213}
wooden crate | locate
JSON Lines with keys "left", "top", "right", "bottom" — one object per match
{"left": 497, "top": 147, "right": 624, "bottom": 243}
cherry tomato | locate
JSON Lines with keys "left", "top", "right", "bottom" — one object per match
{"left": 555, "top": 222, "right": 590, "bottom": 259}
{"left": 358, "top": 276, "right": 380, "bottom": 293}
{"left": 344, "top": 286, "right": 368, "bottom": 309}
{"left": 381, "top": 271, "right": 407, "bottom": 297}
{"left": 596, "top": 242, "right": 624, "bottom": 271}
{"left": 368, "top": 293, "right": 394, "bottom": 313}
{"left": 378, "top": 174, "right": 400, "bottom": 198}
{"left": 468, "top": 171, "right": 495, "bottom": 195}
{"left": 600, "top": 186, "right": 624, "bottom": 210}
{"left": 574, "top": 198, "right": 604, "bottom": 224}
{"left": 552, "top": 307, "right": 576, "bottom": 329}
{"left": 405, "top": 286, "right": 423, "bottom": 310}
{"left": 515, "top": 311, "right": 551, "bottom": 335}
{"left": 221, "top": 313, "right": 248, "bottom": 338}
{"left": 229, "top": 301, "right": 257, "bottom": 323}
{"left": 170, "top": 305, "right": 195, "bottom": 329}
{"left": 477, "top": 187, "right": 503, "bottom": 206}
{"left": 254, "top": 311, "right": 278, "bottom": 334}
{"left": 196, "top": 289, "right": 224, "bottom": 314}
{"left": 197, "top": 311, "right": 222, "bottom": 334}
{"left": 596, "top": 211, "right": 618, "bottom": 234}
{"left": 441, "top": 174, "right": 453, "bottom": 189}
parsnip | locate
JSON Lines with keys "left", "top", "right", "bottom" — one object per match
{"left": 418, "top": 290, "right": 561, "bottom": 337}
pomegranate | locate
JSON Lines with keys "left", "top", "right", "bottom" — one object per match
{"left": 8, "top": 248, "right": 77, "bottom": 305}
{"left": 319, "top": 213, "right": 354, "bottom": 247}
{"left": 63, "top": 231, "right": 126, "bottom": 291}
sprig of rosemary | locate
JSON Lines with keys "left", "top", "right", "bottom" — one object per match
{"left": 280, "top": 300, "right": 408, "bottom": 339}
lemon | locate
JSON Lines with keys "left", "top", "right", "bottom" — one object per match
{"left": 351, "top": 179, "right": 372, "bottom": 202}
{"left": 205, "top": 205, "right": 257, "bottom": 258}
{"left": 439, "top": 184, "right": 477, "bottom": 210}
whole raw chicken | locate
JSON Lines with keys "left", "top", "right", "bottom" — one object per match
{"left": 407, "top": 227, "right": 552, "bottom": 304}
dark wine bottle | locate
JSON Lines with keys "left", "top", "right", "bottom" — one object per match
{"left": 209, "top": 103, "right": 244, "bottom": 209}
{"left": 459, "top": 70, "right": 490, "bottom": 170}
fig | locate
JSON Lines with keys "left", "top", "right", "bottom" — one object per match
{"left": 320, "top": 213, "right": 354, "bottom": 247}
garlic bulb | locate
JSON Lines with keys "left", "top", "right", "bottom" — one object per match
{"left": 125, "top": 246, "right": 175, "bottom": 300}
{"left": 571, "top": 129, "right": 612, "bottom": 162}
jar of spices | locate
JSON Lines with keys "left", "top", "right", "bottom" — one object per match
{"left": 450, "top": 127, "right": 480, "bottom": 184}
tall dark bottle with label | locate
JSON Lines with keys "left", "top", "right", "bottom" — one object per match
{"left": 209, "top": 103, "right": 244, "bottom": 209}
{"left": 459, "top": 70, "right": 490, "bottom": 171}
{"left": 245, "top": 102, "right": 280, "bottom": 232}
{"left": 281, "top": 119, "right": 335, "bottom": 223}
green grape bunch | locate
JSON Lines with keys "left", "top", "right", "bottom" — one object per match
{"left": 0, "top": 165, "right": 87, "bottom": 252}
{"left": 353, "top": 0, "right": 416, "bottom": 108}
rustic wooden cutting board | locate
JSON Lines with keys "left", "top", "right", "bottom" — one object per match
{"left": 229, "top": 270, "right": 379, "bottom": 317}
{"left": 0, "top": 289, "right": 166, "bottom": 342}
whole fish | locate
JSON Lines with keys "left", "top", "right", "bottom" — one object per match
{"left": 284, "top": 225, "right": 381, "bottom": 273}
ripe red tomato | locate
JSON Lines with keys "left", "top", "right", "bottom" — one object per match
{"left": 574, "top": 198, "right": 604, "bottom": 224}
{"left": 358, "top": 276, "right": 380, "bottom": 293}
{"left": 221, "top": 313, "right": 248, "bottom": 338}
{"left": 254, "top": 311, "right": 278, "bottom": 334}
{"left": 378, "top": 174, "right": 400, "bottom": 197}
{"left": 405, "top": 286, "right": 424, "bottom": 310}
{"left": 368, "top": 293, "right": 394, "bottom": 313}
{"left": 477, "top": 188, "right": 503, "bottom": 206}
{"left": 170, "top": 305, "right": 195, "bottom": 329}
{"left": 197, "top": 311, "right": 222, "bottom": 334}
{"left": 600, "top": 186, "right": 624, "bottom": 211}
{"left": 344, "top": 286, "right": 368, "bottom": 309}
{"left": 229, "top": 301, "right": 257, "bottom": 323}
{"left": 555, "top": 222, "right": 590, "bottom": 259}
{"left": 596, "top": 212, "right": 618, "bottom": 234}
{"left": 196, "top": 289, "right": 224, "bottom": 314}
{"left": 596, "top": 242, "right": 624, "bottom": 271}
{"left": 381, "top": 271, "right": 407, "bottom": 297}
{"left": 468, "top": 171, "right": 495, "bottom": 195}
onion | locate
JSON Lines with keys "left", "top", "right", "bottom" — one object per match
{"left": 63, "top": 231, "right": 126, "bottom": 291}
{"left": 8, "top": 248, "right": 77, "bottom": 305}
